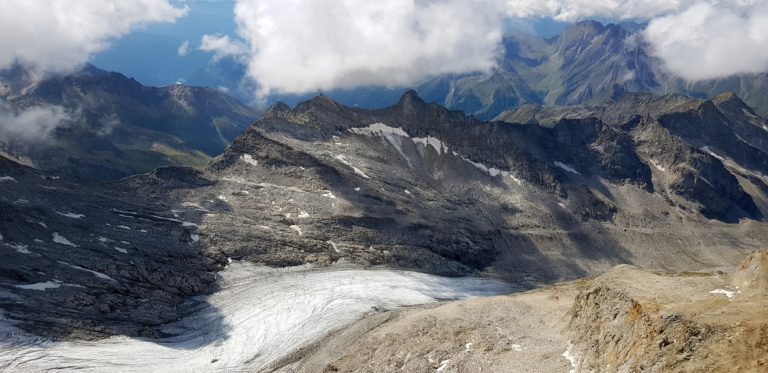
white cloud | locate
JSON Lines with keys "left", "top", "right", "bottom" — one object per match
{"left": 504, "top": 0, "right": 762, "bottom": 22}
{"left": 644, "top": 2, "right": 768, "bottom": 81}
{"left": 503, "top": 0, "right": 768, "bottom": 80}
{"left": 220, "top": 0, "right": 505, "bottom": 97}
{"left": 178, "top": 40, "right": 190, "bottom": 57}
{"left": 199, "top": 34, "right": 248, "bottom": 62}
{"left": 0, "top": 101, "right": 71, "bottom": 142}
{"left": 0, "top": 0, "right": 187, "bottom": 74}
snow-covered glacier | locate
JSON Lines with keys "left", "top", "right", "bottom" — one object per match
{"left": 0, "top": 263, "right": 510, "bottom": 372}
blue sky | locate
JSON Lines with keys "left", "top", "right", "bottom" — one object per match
{"left": 89, "top": 0, "right": 237, "bottom": 86}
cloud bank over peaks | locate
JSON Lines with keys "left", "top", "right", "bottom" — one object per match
{"left": 0, "top": 0, "right": 187, "bottom": 75}
{"left": 205, "top": 0, "right": 506, "bottom": 98}
{"left": 504, "top": 0, "right": 762, "bottom": 22}
{"left": 644, "top": 1, "right": 768, "bottom": 81}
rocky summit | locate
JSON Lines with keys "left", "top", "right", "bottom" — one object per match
{"left": 2, "top": 91, "right": 766, "bottom": 345}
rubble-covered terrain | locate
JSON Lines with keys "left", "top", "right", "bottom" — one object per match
{"left": 292, "top": 250, "right": 768, "bottom": 373}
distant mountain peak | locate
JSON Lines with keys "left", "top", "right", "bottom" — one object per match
{"left": 396, "top": 90, "right": 428, "bottom": 112}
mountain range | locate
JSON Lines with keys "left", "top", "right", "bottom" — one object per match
{"left": 295, "top": 21, "right": 768, "bottom": 121}
{"left": 0, "top": 64, "right": 259, "bottom": 180}
{"left": 1, "top": 90, "right": 766, "bottom": 344}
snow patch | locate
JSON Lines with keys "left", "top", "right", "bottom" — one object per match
{"left": 327, "top": 241, "right": 340, "bottom": 253}
{"left": 52, "top": 233, "right": 77, "bottom": 247}
{"left": 290, "top": 225, "right": 303, "bottom": 235}
{"left": 354, "top": 187, "right": 361, "bottom": 192}
{"left": 297, "top": 211, "right": 310, "bottom": 219}
{"left": 335, "top": 155, "right": 371, "bottom": 179}
{"left": 117, "top": 225, "right": 131, "bottom": 230}
{"left": 710, "top": 288, "right": 740, "bottom": 299}
{"left": 563, "top": 345, "right": 578, "bottom": 373}
{"left": 190, "top": 234, "right": 200, "bottom": 242}
{"left": 217, "top": 194, "right": 228, "bottom": 202}
{"left": 97, "top": 236, "right": 109, "bottom": 243}
{"left": 404, "top": 189, "right": 414, "bottom": 197}
{"left": 240, "top": 154, "right": 259, "bottom": 167}
{"left": 699, "top": 146, "right": 724, "bottom": 161}
{"left": 4, "top": 243, "right": 31, "bottom": 254}
{"left": 350, "top": 122, "right": 410, "bottom": 138}
{"left": 413, "top": 135, "right": 448, "bottom": 155}
{"left": 436, "top": 359, "right": 451, "bottom": 372}
{"left": 14, "top": 281, "right": 61, "bottom": 291}
{"left": 59, "top": 262, "right": 115, "bottom": 282}
{"left": 114, "top": 247, "right": 128, "bottom": 254}
{"left": 352, "top": 167, "right": 370, "bottom": 179}
{"left": 56, "top": 212, "right": 85, "bottom": 219}
{"left": 511, "top": 344, "right": 523, "bottom": 352}
{"left": 554, "top": 161, "right": 581, "bottom": 175}
{"left": 321, "top": 191, "right": 337, "bottom": 199}
{"left": 350, "top": 123, "right": 411, "bottom": 161}
{"left": 0, "top": 176, "right": 17, "bottom": 183}
{"left": 649, "top": 159, "right": 667, "bottom": 172}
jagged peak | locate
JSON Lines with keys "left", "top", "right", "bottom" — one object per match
{"left": 264, "top": 101, "right": 291, "bottom": 117}
{"left": 294, "top": 94, "right": 344, "bottom": 114}
{"left": 711, "top": 91, "right": 753, "bottom": 112}
{"left": 395, "top": 90, "right": 428, "bottom": 112}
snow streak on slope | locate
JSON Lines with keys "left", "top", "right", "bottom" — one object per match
{"left": 0, "top": 263, "right": 510, "bottom": 372}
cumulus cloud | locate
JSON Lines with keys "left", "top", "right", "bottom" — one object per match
{"left": 504, "top": 0, "right": 761, "bottom": 22}
{"left": 178, "top": 41, "right": 191, "bottom": 57}
{"left": 211, "top": 0, "right": 505, "bottom": 97}
{"left": 199, "top": 34, "right": 249, "bottom": 62}
{"left": 644, "top": 2, "right": 768, "bottom": 81}
{"left": 0, "top": 101, "right": 71, "bottom": 142}
{"left": 0, "top": 0, "right": 187, "bottom": 74}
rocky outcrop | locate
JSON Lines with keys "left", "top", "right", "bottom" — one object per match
{"left": 498, "top": 92, "right": 768, "bottom": 222}
{"left": 0, "top": 155, "right": 220, "bottom": 339}
{"left": 565, "top": 252, "right": 768, "bottom": 372}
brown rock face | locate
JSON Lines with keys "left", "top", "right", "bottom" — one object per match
{"left": 732, "top": 250, "right": 768, "bottom": 295}
{"left": 565, "top": 259, "right": 768, "bottom": 373}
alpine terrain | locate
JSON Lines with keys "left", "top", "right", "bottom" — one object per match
{"left": 1, "top": 1, "right": 768, "bottom": 372}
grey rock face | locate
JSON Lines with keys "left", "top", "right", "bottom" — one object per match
{"left": 498, "top": 93, "right": 768, "bottom": 222}
{"left": 0, "top": 159, "right": 221, "bottom": 339}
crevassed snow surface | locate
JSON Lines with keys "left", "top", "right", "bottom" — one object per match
{"left": 0, "top": 263, "right": 510, "bottom": 372}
